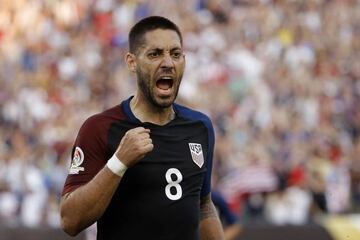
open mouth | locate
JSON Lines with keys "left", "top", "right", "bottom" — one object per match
{"left": 156, "top": 76, "right": 174, "bottom": 91}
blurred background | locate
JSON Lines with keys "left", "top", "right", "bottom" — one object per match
{"left": 0, "top": 0, "right": 359, "bottom": 239}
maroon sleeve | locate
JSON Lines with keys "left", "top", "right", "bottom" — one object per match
{"left": 62, "top": 114, "right": 111, "bottom": 195}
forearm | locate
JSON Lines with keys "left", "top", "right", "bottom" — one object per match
{"left": 199, "top": 195, "right": 225, "bottom": 240}
{"left": 60, "top": 166, "right": 121, "bottom": 236}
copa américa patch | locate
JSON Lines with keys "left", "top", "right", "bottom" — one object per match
{"left": 69, "top": 146, "right": 85, "bottom": 174}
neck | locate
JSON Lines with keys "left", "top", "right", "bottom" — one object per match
{"left": 130, "top": 93, "right": 175, "bottom": 125}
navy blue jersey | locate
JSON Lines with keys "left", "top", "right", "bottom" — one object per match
{"left": 63, "top": 97, "right": 215, "bottom": 240}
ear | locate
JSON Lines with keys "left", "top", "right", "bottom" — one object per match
{"left": 125, "top": 53, "right": 137, "bottom": 73}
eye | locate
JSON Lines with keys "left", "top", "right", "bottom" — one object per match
{"left": 148, "top": 51, "right": 160, "bottom": 58}
{"left": 171, "top": 51, "right": 182, "bottom": 59}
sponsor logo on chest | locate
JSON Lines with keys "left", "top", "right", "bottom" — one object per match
{"left": 188, "top": 143, "right": 204, "bottom": 168}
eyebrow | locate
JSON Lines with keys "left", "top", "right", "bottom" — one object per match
{"left": 147, "top": 47, "right": 182, "bottom": 52}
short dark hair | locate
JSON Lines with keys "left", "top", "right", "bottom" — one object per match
{"left": 128, "top": 16, "right": 183, "bottom": 54}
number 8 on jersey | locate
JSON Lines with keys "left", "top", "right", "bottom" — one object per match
{"left": 165, "top": 168, "right": 183, "bottom": 200}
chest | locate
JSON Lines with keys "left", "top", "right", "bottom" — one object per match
{"left": 107, "top": 120, "right": 209, "bottom": 191}
{"left": 108, "top": 120, "right": 209, "bottom": 164}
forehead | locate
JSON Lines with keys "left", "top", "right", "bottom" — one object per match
{"left": 141, "top": 29, "right": 182, "bottom": 51}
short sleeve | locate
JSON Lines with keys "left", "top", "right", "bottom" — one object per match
{"left": 200, "top": 117, "right": 215, "bottom": 198}
{"left": 62, "top": 115, "right": 110, "bottom": 195}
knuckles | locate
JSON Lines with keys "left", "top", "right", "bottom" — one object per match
{"left": 117, "top": 128, "right": 153, "bottom": 164}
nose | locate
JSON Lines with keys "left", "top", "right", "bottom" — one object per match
{"left": 160, "top": 53, "right": 174, "bottom": 69}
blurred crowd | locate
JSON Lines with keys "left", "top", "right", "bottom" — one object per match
{"left": 0, "top": 0, "right": 360, "bottom": 229}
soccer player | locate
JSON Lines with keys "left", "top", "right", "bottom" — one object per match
{"left": 60, "top": 16, "right": 224, "bottom": 240}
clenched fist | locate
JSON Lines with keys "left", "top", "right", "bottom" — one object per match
{"left": 114, "top": 127, "right": 154, "bottom": 167}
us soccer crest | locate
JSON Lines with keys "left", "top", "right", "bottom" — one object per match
{"left": 69, "top": 146, "right": 85, "bottom": 174}
{"left": 188, "top": 143, "right": 204, "bottom": 168}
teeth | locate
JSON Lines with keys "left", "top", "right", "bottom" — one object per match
{"left": 160, "top": 76, "right": 173, "bottom": 79}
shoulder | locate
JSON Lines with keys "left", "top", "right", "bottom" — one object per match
{"left": 174, "top": 103, "right": 212, "bottom": 126}
{"left": 174, "top": 103, "right": 215, "bottom": 144}
{"left": 79, "top": 105, "right": 125, "bottom": 134}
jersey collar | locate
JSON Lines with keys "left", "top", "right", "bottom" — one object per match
{"left": 121, "top": 96, "right": 178, "bottom": 125}
{"left": 121, "top": 96, "right": 140, "bottom": 123}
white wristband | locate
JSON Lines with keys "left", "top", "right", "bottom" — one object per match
{"left": 106, "top": 154, "right": 128, "bottom": 177}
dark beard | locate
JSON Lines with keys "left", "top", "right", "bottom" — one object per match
{"left": 136, "top": 68, "right": 180, "bottom": 108}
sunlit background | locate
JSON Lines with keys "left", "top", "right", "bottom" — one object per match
{"left": 0, "top": 0, "right": 360, "bottom": 239}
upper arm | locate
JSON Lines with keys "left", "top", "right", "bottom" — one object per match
{"left": 199, "top": 194, "right": 225, "bottom": 239}
{"left": 200, "top": 193, "right": 218, "bottom": 220}
{"left": 62, "top": 115, "right": 109, "bottom": 195}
